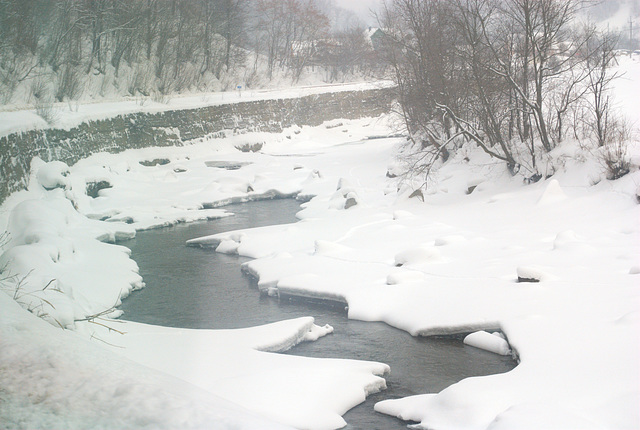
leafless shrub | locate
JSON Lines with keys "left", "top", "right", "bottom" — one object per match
{"left": 136, "top": 95, "right": 149, "bottom": 106}
{"left": 243, "top": 68, "right": 260, "bottom": 89}
{"left": 219, "top": 74, "right": 233, "bottom": 91}
{"left": 0, "top": 53, "right": 37, "bottom": 104}
{"left": 151, "top": 90, "right": 171, "bottom": 104}
{"left": 0, "top": 268, "right": 65, "bottom": 328}
{"left": 35, "top": 92, "right": 59, "bottom": 125}
{"left": 29, "top": 78, "right": 49, "bottom": 103}
{"left": 0, "top": 233, "right": 10, "bottom": 280}
{"left": 599, "top": 119, "right": 632, "bottom": 180}
{"left": 156, "top": 68, "right": 175, "bottom": 97}
{"left": 0, "top": 253, "right": 124, "bottom": 335}
{"left": 35, "top": 98, "right": 58, "bottom": 125}
{"left": 32, "top": 79, "right": 59, "bottom": 124}
{"left": 75, "top": 294, "right": 127, "bottom": 347}
{"left": 75, "top": 300, "right": 126, "bottom": 335}
{"left": 172, "top": 66, "right": 199, "bottom": 93}
{"left": 127, "top": 64, "right": 151, "bottom": 97}
{"left": 55, "top": 64, "right": 84, "bottom": 102}
{"left": 0, "top": 231, "right": 9, "bottom": 248}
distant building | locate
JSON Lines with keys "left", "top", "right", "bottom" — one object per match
{"left": 365, "top": 27, "right": 385, "bottom": 50}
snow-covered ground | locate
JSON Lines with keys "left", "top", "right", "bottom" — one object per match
{"left": 0, "top": 117, "right": 394, "bottom": 430}
{"left": 1, "top": 59, "right": 639, "bottom": 429}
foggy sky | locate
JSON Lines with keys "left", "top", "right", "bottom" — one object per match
{"left": 336, "top": 0, "right": 382, "bottom": 25}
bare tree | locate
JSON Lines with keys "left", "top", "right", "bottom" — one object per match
{"left": 585, "top": 29, "right": 620, "bottom": 147}
{"left": 142, "top": 0, "right": 160, "bottom": 60}
{"left": 110, "top": 1, "right": 144, "bottom": 76}
{"left": 0, "top": 0, "right": 371, "bottom": 100}
{"left": 289, "top": 1, "right": 330, "bottom": 81}
{"left": 488, "top": 0, "right": 590, "bottom": 152}
{"left": 219, "top": 0, "right": 247, "bottom": 72}
{"left": 453, "top": 0, "right": 517, "bottom": 167}
{"left": 0, "top": 0, "right": 47, "bottom": 102}
{"left": 255, "top": 0, "right": 330, "bottom": 80}
{"left": 44, "top": 0, "right": 85, "bottom": 72}
{"left": 382, "top": 0, "right": 620, "bottom": 184}
{"left": 83, "top": 0, "right": 110, "bottom": 74}
{"left": 0, "top": 0, "right": 42, "bottom": 55}
{"left": 255, "top": 0, "right": 286, "bottom": 79}
{"left": 322, "top": 26, "right": 371, "bottom": 81}
{"left": 153, "top": 2, "right": 177, "bottom": 80}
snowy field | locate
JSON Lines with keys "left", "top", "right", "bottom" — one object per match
{"left": 1, "top": 59, "right": 639, "bottom": 429}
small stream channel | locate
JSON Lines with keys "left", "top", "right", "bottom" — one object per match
{"left": 118, "top": 198, "right": 516, "bottom": 429}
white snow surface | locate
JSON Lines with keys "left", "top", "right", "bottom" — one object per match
{"left": 0, "top": 292, "right": 291, "bottom": 430}
{"left": 463, "top": 331, "right": 512, "bottom": 356}
{"left": 76, "top": 317, "right": 388, "bottom": 430}
{"left": 1, "top": 58, "right": 639, "bottom": 430}
{"left": 0, "top": 115, "right": 394, "bottom": 430}
{"left": 191, "top": 60, "right": 639, "bottom": 429}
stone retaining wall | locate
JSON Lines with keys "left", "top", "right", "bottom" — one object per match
{"left": 0, "top": 87, "right": 394, "bottom": 204}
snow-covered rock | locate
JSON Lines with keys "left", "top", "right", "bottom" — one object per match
{"left": 386, "top": 270, "right": 427, "bottom": 285}
{"left": 537, "top": 179, "right": 567, "bottom": 205}
{"left": 516, "top": 266, "right": 550, "bottom": 283}
{"left": 394, "top": 246, "right": 441, "bottom": 266}
{"left": 35, "top": 160, "right": 70, "bottom": 190}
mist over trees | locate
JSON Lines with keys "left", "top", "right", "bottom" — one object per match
{"left": 586, "top": 0, "right": 639, "bottom": 49}
{"left": 378, "top": 0, "right": 631, "bottom": 182}
{"left": 0, "top": 0, "right": 377, "bottom": 106}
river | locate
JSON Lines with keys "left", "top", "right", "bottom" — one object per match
{"left": 118, "top": 198, "right": 516, "bottom": 429}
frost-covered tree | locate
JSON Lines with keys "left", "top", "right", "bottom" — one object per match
{"left": 0, "top": 0, "right": 374, "bottom": 103}
{"left": 381, "top": 0, "right": 616, "bottom": 183}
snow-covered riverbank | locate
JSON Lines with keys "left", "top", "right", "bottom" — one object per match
{"left": 0, "top": 117, "right": 394, "bottom": 430}
{"left": 1, "top": 59, "right": 639, "bottom": 429}
{"left": 187, "top": 126, "right": 640, "bottom": 429}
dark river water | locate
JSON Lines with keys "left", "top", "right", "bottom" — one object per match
{"left": 119, "top": 198, "right": 516, "bottom": 429}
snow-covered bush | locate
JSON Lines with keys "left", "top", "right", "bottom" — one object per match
{"left": 34, "top": 98, "right": 57, "bottom": 124}
{"left": 598, "top": 120, "right": 632, "bottom": 180}
{"left": 54, "top": 64, "right": 84, "bottom": 103}
{"left": 235, "top": 142, "right": 264, "bottom": 153}
{"left": 601, "top": 140, "right": 631, "bottom": 180}
{"left": 126, "top": 63, "right": 153, "bottom": 97}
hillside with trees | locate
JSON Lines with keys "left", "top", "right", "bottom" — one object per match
{"left": 0, "top": 0, "right": 379, "bottom": 109}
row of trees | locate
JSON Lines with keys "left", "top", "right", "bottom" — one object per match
{"left": 257, "top": 0, "right": 329, "bottom": 80}
{"left": 0, "top": 0, "right": 247, "bottom": 103}
{"left": 380, "top": 0, "right": 628, "bottom": 181}
{"left": 0, "top": 0, "right": 377, "bottom": 105}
